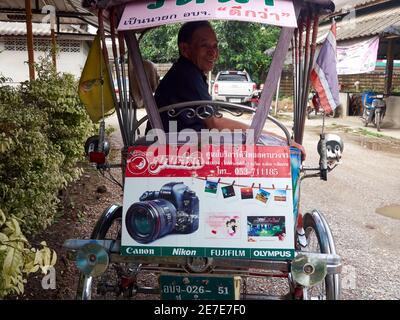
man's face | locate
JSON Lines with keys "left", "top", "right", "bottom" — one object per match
{"left": 181, "top": 26, "right": 219, "bottom": 73}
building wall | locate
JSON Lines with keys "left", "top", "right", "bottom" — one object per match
{"left": 385, "top": 96, "right": 400, "bottom": 128}
{"left": 279, "top": 68, "right": 400, "bottom": 97}
{"left": 0, "top": 36, "right": 89, "bottom": 83}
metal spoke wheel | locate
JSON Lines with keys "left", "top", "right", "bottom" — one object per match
{"left": 76, "top": 205, "right": 139, "bottom": 300}
{"left": 299, "top": 210, "right": 341, "bottom": 300}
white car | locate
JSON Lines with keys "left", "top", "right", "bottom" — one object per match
{"left": 212, "top": 70, "right": 257, "bottom": 105}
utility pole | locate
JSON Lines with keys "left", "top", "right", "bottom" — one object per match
{"left": 25, "top": 0, "right": 35, "bottom": 80}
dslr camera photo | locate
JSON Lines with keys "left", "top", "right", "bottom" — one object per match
{"left": 125, "top": 182, "right": 199, "bottom": 243}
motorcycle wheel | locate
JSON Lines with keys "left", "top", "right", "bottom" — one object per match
{"left": 362, "top": 110, "right": 369, "bottom": 127}
{"left": 375, "top": 111, "right": 381, "bottom": 132}
{"left": 307, "top": 107, "right": 312, "bottom": 119}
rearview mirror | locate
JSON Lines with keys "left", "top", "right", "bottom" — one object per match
{"left": 317, "top": 133, "right": 344, "bottom": 181}
{"left": 318, "top": 133, "right": 344, "bottom": 162}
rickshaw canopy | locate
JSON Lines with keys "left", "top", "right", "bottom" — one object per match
{"left": 117, "top": 0, "right": 298, "bottom": 30}
{"left": 79, "top": 0, "right": 335, "bottom": 145}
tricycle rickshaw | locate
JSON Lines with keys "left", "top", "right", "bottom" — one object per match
{"left": 64, "top": 0, "right": 344, "bottom": 300}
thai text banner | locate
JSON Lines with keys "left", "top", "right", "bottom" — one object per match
{"left": 125, "top": 145, "right": 291, "bottom": 178}
{"left": 337, "top": 36, "right": 380, "bottom": 75}
{"left": 118, "top": 0, "right": 297, "bottom": 31}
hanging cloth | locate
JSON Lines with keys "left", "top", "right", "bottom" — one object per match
{"left": 79, "top": 34, "right": 114, "bottom": 122}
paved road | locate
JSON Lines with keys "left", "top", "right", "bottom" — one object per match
{"left": 105, "top": 111, "right": 400, "bottom": 299}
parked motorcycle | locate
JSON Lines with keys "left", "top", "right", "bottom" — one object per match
{"left": 361, "top": 92, "right": 386, "bottom": 131}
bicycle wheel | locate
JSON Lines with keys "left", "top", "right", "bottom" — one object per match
{"left": 300, "top": 210, "right": 341, "bottom": 300}
{"left": 76, "top": 204, "right": 131, "bottom": 300}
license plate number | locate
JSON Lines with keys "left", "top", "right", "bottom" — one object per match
{"left": 159, "top": 274, "right": 241, "bottom": 300}
{"left": 229, "top": 98, "right": 242, "bottom": 103}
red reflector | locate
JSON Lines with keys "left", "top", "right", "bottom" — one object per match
{"left": 214, "top": 84, "right": 218, "bottom": 94}
{"left": 296, "top": 213, "right": 303, "bottom": 229}
{"left": 89, "top": 151, "right": 106, "bottom": 164}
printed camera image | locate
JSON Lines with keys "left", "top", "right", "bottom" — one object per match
{"left": 125, "top": 182, "right": 199, "bottom": 244}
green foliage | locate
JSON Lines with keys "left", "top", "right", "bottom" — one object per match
{"left": 0, "top": 88, "right": 64, "bottom": 233}
{"left": 0, "top": 209, "right": 57, "bottom": 298}
{"left": 139, "top": 21, "right": 280, "bottom": 84}
{"left": 0, "top": 57, "right": 93, "bottom": 297}
{"left": 0, "top": 58, "right": 94, "bottom": 235}
{"left": 140, "top": 24, "right": 181, "bottom": 63}
{"left": 213, "top": 21, "right": 280, "bottom": 84}
{"left": 20, "top": 57, "right": 95, "bottom": 183}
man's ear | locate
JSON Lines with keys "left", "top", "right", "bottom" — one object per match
{"left": 179, "top": 42, "right": 191, "bottom": 59}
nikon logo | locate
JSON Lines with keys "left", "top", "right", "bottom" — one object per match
{"left": 172, "top": 248, "right": 197, "bottom": 256}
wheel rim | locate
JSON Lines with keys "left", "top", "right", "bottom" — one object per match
{"left": 302, "top": 227, "right": 327, "bottom": 300}
{"left": 91, "top": 218, "right": 137, "bottom": 299}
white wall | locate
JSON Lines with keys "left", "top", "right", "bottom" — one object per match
{"left": 384, "top": 96, "right": 400, "bottom": 129}
{"left": 339, "top": 92, "right": 349, "bottom": 117}
{"left": 0, "top": 39, "right": 89, "bottom": 83}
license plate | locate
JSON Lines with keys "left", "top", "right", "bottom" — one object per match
{"left": 229, "top": 98, "right": 242, "bottom": 103}
{"left": 159, "top": 274, "right": 241, "bottom": 300}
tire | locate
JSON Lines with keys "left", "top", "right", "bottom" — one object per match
{"left": 375, "top": 111, "right": 381, "bottom": 132}
{"left": 76, "top": 205, "right": 125, "bottom": 300}
{"left": 299, "top": 210, "right": 341, "bottom": 300}
{"left": 307, "top": 107, "right": 312, "bottom": 119}
{"left": 362, "top": 110, "right": 369, "bottom": 127}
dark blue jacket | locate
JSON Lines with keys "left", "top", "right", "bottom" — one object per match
{"left": 146, "top": 56, "right": 210, "bottom": 133}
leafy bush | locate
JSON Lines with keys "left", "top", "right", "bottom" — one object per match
{"left": 0, "top": 82, "right": 65, "bottom": 233}
{"left": 0, "top": 58, "right": 94, "bottom": 234}
{"left": 0, "top": 58, "right": 95, "bottom": 297}
{"left": 0, "top": 209, "right": 56, "bottom": 298}
{"left": 20, "top": 58, "right": 95, "bottom": 183}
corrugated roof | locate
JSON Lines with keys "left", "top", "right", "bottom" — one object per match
{"left": 0, "top": 21, "right": 88, "bottom": 36}
{"left": 333, "top": 0, "right": 380, "bottom": 11}
{"left": 317, "top": 5, "right": 400, "bottom": 43}
{"left": 0, "top": 0, "right": 99, "bottom": 29}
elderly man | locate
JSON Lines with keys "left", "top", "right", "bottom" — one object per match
{"left": 146, "top": 21, "right": 305, "bottom": 157}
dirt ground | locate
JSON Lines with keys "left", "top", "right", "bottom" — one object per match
{"left": 15, "top": 147, "right": 124, "bottom": 300}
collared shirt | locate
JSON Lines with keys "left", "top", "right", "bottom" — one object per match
{"left": 146, "top": 56, "right": 211, "bottom": 133}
